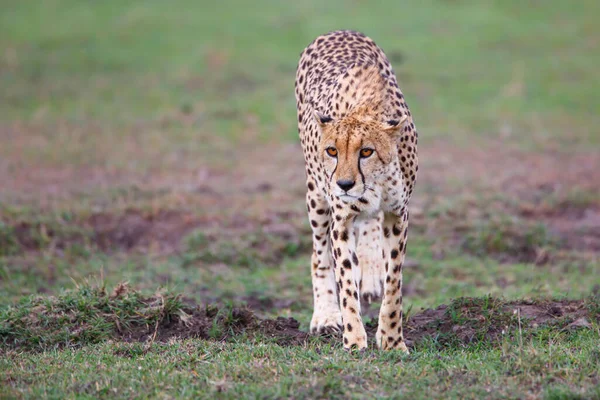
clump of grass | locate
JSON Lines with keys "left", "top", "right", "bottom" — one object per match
{"left": 439, "top": 296, "right": 519, "bottom": 347}
{"left": 462, "top": 215, "right": 555, "bottom": 263}
{"left": 447, "top": 295, "right": 507, "bottom": 324}
{"left": 585, "top": 292, "right": 600, "bottom": 320}
{"left": 0, "top": 282, "right": 183, "bottom": 351}
{"left": 205, "top": 302, "right": 257, "bottom": 340}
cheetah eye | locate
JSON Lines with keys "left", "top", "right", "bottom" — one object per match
{"left": 360, "top": 148, "right": 374, "bottom": 158}
{"left": 326, "top": 147, "right": 338, "bottom": 157}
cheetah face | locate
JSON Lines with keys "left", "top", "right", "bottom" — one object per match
{"left": 315, "top": 111, "right": 407, "bottom": 202}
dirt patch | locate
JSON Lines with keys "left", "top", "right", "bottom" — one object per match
{"left": 182, "top": 217, "right": 311, "bottom": 268}
{"left": 108, "top": 296, "right": 600, "bottom": 350}
{"left": 0, "top": 219, "right": 87, "bottom": 257}
{"left": 453, "top": 203, "right": 600, "bottom": 264}
{"left": 118, "top": 305, "right": 311, "bottom": 347}
{"left": 0, "top": 210, "right": 208, "bottom": 256}
{"left": 420, "top": 196, "right": 600, "bottom": 265}
{"left": 520, "top": 204, "right": 600, "bottom": 253}
{"left": 89, "top": 210, "right": 207, "bottom": 253}
{"left": 2, "top": 206, "right": 311, "bottom": 263}
{"left": 120, "top": 296, "right": 598, "bottom": 350}
{"left": 392, "top": 297, "right": 594, "bottom": 348}
{"left": 415, "top": 140, "right": 600, "bottom": 262}
{"left": 3, "top": 285, "right": 597, "bottom": 352}
{"left": 416, "top": 140, "right": 600, "bottom": 202}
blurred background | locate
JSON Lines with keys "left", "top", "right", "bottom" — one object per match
{"left": 1, "top": 0, "right": 599, "bottom": 321}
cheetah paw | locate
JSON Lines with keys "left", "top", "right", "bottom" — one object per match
{"left": 343, "top": 325, "right": 368, "bottom": 351}
{"left": 376, "top": 330, "right": 409, "bottom": 353}
{"left": 310, "top": 311, "right": 343, "bottom": 335}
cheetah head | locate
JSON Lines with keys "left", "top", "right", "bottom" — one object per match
{"left": 315, "top": 111, "right": 407, "bottom": 202}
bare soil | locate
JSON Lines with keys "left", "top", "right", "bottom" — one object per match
{"left": 89, "top": 210, "right": 207, "bottom": 252}
{"left": 119, "top": 305, "right": 311, "bottom": 347}
{"left": 120, "top": 296, "right": 598, "bottom": 349}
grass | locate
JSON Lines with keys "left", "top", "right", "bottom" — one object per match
{"left": 0, "top": 282, "right": 183, "bottom": 351}
{"left": 1, "top": 0, "right": 600, "bottom": 398}
{"left": 2, "top": 285, "right": 599, "bottom": 398}
{"left": 2, "top": 330, "right": 599, "bottom": 399}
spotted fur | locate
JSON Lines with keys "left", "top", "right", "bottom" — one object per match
{"left": 295, "top": 30, "right": 418, "bottom": 351}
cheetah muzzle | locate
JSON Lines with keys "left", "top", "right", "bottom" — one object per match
{"left": 295, "top": 30, "right": 418, "bottom": 351}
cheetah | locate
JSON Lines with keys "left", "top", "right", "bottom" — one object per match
{"left": 294, "top": 30, "right": 418, "bottom": 351}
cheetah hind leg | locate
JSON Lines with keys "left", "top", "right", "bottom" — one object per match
{"left": 355, "top": 212, "right": 385, "bottom": 309}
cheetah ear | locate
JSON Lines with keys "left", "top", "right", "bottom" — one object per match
{"left": 313, "top": 110, "right": 334, "bottom": 126}
{"left": 382, "top": 115, "right": 408, "bottom": 133}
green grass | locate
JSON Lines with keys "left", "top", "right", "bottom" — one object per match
{"left": 2, "top": 331, "right": 599, "bottom": 399}
{"left": 2, "top": 285, "right": 599, "bottom": 398}
{"left": 1, "top": 0, "right": 600, "bottom": 398}
{"left": 0, "top": 282, "right": 183, "bottom": 351}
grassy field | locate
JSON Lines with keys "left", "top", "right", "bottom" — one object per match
{"left": 1, "top": 0, "right": 600, "bottom": 398}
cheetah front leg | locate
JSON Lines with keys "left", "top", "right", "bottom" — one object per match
{"left": 306, "top": 180, "right": 342, "bottom": 334}
{"left": 355, "top": 212, "right": 384, "bottom": 305}
{"left": 331, "top": 214, "right": 367, "bottom": 350}
{"left": 376, "top": 211, "right": 410, "bottom": 353}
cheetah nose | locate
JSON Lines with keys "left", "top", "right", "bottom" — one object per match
{"left": 336, "top": 179, "right": 355, "bottom": 192}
